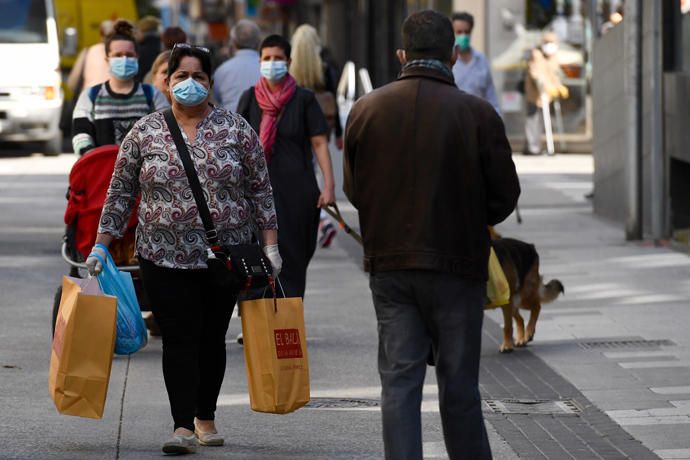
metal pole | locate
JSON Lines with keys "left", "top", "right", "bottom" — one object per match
{"left": 624, "top": 0, "right": 642, "bottom": 240}
{"left": 650, "top": 0, "right": 666, "bottom": 240}
{"left": 541, "top": 92, "right": 555, "bottom": 155}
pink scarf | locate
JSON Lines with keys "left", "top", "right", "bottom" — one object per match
{"left": 255, "top": 74, "right": 297, "bottom": 162}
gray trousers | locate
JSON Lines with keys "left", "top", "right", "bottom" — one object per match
{"left": 370, "top": 270, "right": 492, "bottom": 460}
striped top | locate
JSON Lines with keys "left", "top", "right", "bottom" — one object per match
{"left": 72, "top": 81, "right": 169, "bottom": 155}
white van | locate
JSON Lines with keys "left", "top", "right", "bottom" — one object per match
{"left": 0, "top": 0, "right": 63, "bottom": 154}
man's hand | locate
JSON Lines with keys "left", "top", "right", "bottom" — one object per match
{"left": 558, "top": 85, "right": 569, "bottom": 99}
{"left": 263, "top": 244, "right": 282, "bottom": 278}
{"left": 317, "top": 187, "right": 336, "bottom": 208}
{"left": 85, "top": 245, "right": 107, "bottom": 276}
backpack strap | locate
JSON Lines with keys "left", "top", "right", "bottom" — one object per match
{"left": 141, "top": 83, "right": 154, "bottom": 112}
{"left": 87, "top": 83, "right": 103, "bottom": 119}
{"left": 88, "top": 83, "right": 102, "bottom": 105}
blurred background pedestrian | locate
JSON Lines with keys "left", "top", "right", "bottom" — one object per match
{"left": 213, "top": 19, "right": 261, "bottom": 112}
{"left": 238, "top": 34, "right": 335, "bottom": 299}
{"left": 524, "top": 31, "right": 569, "bottom": 156}
{"left": 290, "top": 24, "right": 340, "bottom": 248}
{"left": 66, "top": 20, "right": 114, "bottom": 95}
{"left": 146, "top": 50, "right": 173, "bottom": 103}
{"left": 135, "top": 15, "right": 162, "bottom": 82}
{"left": 450, "top": 11, "right": 500, "bottom": 114}
{"left": 161, "top": 26, "right": 188, "bottom": 51}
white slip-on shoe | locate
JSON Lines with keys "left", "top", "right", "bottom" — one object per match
{"left": 194, "top": 420, "right": 224, "bottom": 447}
{"left": 162, "top": 434, "right": 197, "bottom": 454}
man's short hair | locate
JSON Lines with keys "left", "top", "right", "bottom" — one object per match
{"left": 231, "top": 19, "right": 261, "bottom": 50}
{"left": 451, "top": 12, "right": 475, "bottom": 31}
{"left": 259, "top": 34, "right": 291, "bottom": 59}
{"left": 402, "top": 10, "right": 454, "bottom": 62}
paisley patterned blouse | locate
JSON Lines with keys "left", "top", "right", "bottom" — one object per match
{"left": 98, "top": 107, "right": 277, "bottom": 269}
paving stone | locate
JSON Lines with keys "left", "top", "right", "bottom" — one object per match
{"left": 603, "top": 351, "right": 679, "bottom": 359}
{"left": 650, "top": 385, "right": 690, "bottom": 395}
{"left": 479, "top": 317, "right": 658, "bottom": 459}
{"left": 619, "top": 361, "right": 688, "bottom": 369}
{"left": 656, "top": 448, "right": 690, "bottom": 459}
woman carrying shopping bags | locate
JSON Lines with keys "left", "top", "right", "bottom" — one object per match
{"left": 238, "top": 34, "right": 336, "bottom": 299}
{"left": 85, "top": 44, "right": 280, "bottom": 455}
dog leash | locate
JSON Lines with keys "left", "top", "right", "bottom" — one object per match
{"left": 323, "top": 203, "right": 363, "bottom": 246}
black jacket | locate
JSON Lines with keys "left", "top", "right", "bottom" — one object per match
{"left": 137, "top": 35, "right": 161, "bottom": 81}
{"left": 343, "top": 65, "right": 520, "bottom": 280}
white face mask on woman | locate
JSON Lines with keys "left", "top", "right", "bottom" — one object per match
{"left": 260, "top": 61, "right": 288, "bottom": 83}
{"left": 172, "top": 78, "right": 209, "bottom": 106}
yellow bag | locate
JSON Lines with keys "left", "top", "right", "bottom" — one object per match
{"left": 486, "top": 247, "right": 510, "bottom": 307}
{"left": 240, "top": 296, "right": 310, "bottom": 414}
{"left": 49, "top": 276, "right": 117, "bottom": 419}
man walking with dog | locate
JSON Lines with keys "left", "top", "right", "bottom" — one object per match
{"left": 343, "top": 9, "right": 520, "bottom": 460}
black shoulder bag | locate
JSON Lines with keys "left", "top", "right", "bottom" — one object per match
{"left": 162, "top": 108, "right": 274, "bottom": 292}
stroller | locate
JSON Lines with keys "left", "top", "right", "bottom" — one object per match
{"left": 52, "top": 145, "right": 152, "bottom": 334}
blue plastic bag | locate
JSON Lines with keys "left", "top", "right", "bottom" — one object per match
{"left": 92, "top": 244, "right": 147, "bottom": 355}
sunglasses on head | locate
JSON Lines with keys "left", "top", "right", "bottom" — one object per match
{"left": 172, "top": 43, "right": 210, "bottom": 54}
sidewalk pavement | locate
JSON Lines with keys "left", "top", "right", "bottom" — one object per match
{"left": 488, "top": 154, "right": 690, "bottom": 459}
{"left": 3, "top": 153, "right": 690, "bottom": 459}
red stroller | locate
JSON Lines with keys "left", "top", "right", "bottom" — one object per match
{"left": 53, "top": 145, "right": 152, "bottom": 333}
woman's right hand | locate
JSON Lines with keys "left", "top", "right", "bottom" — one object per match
{"left": 263, "top": 244, "right": 282, "bottom": 279}
{"left": 85, "top": 245, "right": 107, "bottom": 276}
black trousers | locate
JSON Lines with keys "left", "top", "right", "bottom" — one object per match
{"left": 370, "top": 270, "right": 492, "bottom": 460}
{"left": 139, "top": 258, "right": 237, "bottom": 431}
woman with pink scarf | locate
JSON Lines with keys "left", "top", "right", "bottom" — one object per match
{"left": 238, "top": 34, "right": 335, "bottom": 299}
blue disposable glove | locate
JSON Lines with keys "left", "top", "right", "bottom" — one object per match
{"left": 85, "top": 244, "right": 107, "bottom": 276}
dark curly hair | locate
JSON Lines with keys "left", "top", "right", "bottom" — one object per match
{"left": 105, "top": 20, "right": 137, "bottom": 55}
{"left": 402, "top": 10, "right": 454, "bottom": 62}
{"left": 167, "top": 45, "right": 213, "bottom": 80}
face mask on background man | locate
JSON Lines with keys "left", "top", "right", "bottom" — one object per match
{"left": 172, "top": 77, "right": 209, "bottom": 106}
{"left": 542, "top": 42, "right": 558, "bottom": 57}
{"left": 455, "top": 34, "right": 471, "bottom": 51}
{"left": 109, "top": 57, "right": 139, "bottom": 80}
{"left": 260, "top": 61, "right": 288, "bottom": 83}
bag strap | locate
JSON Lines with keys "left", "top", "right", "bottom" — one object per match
{"left": 162, "top": 108, "right": 219, "bottom": 247}
{"left": 141, "top": 83, "right": 154, "bottom": 111}
{"left": 88, "top": 83, "right": 102, "bottom": 105}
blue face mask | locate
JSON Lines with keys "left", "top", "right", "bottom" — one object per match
{"left": 260, "top": 61, "right": 288, "bottom": 83}
{"left": 109, "top": 57, "right": 139, "bottom": 80}
{"left": 172, "top": 77, "right": 209, "bottom": 106}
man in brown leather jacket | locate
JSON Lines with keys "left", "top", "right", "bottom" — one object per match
{"left": 344, "top": 10, "right": 520, "bottom": 460}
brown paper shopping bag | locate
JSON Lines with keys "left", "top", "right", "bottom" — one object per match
{"left": 49, "top": 276, "right": 117, "bottom": 419}
{"left": 240, "top": 296, "right": 310, "bottom": 414}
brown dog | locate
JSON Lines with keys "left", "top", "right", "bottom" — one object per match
{"left": 488, "top": 235, "right": 564, "bottom": 353}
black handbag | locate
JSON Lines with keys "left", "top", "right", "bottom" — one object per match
{"left": 163, "top": 108, "right": 273, "bottom": 292}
